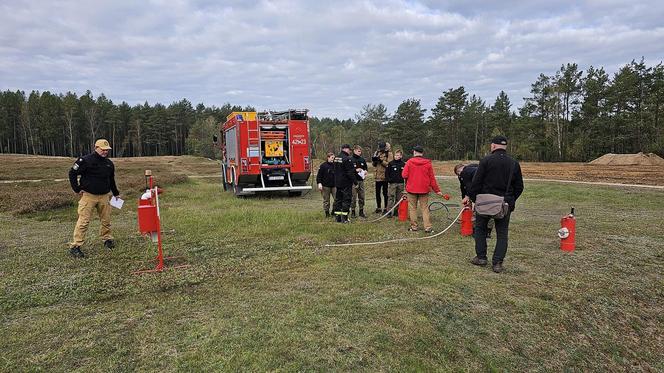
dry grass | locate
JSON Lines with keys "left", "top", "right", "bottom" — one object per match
{"left": 0, "top": 156, "right": 663, "bottom": 371}
{"left": 0, "top": 155, "right": 216, "bottom": 214}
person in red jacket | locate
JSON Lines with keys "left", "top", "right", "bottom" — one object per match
{"left": 401, "top": 145, "right": 447, "bottom": 232}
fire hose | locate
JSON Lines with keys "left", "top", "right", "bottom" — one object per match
{"left": 368, "top": 195, "right": 459, "bottom": 223}
{"left": 367, "top": 197, "right": 403, "bottom": 222}
{"left": 325, "top": 208, "right": 464, "bottom": 247}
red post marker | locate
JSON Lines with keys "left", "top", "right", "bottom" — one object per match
{"left": 460, "top": 206, "right": 473, "bottom": 236}
{"left": 558, "top": 207, "right": 576, "bottom": 252}
{"left": 134, "top": 170, "right": 189, "bottom": 274}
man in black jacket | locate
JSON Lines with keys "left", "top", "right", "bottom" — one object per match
{"left": 468, "top": 136, "right": 524, "bottom": 273}
{"left": 68, "top": 139, "right": 121, "bottom": 258}
{"left": 332, "top": 144, "right": 357, "bottom": 223}
{"left": 316, "top": 152, "right": 336, "bottom": 217}
{"left": 385, "top": 149, "right": 406, "bottom": 217}
{"left": 350, "top": 145, "right": 368, "bottom": 218}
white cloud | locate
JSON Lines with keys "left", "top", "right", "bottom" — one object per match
{"left": 0, "top": 0, "right": 663, "bottom": 118}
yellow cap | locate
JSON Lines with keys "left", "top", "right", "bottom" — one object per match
{"left": 95, "top": 139, "right": 112, "bottom": 150}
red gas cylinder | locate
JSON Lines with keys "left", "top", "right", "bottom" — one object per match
{"left": 398, "top": 197, "right": 408, "bottom": 221}
{"left": 138, "top": 204, "right": 159, "bottom": 234}
{"left": 558, "top": 207, "right": 576, "bottom": 252}
{"left": 460, "top": 206, "right": 474, "bottom": 236}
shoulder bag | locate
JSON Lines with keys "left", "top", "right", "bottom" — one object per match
{"left": 474, "top": 161, "right": 515, "bottom": 219}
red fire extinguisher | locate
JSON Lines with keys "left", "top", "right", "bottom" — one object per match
{"left": 460, "top": 206, "right": 473, "bottom": 236}
{"left": 398, "top": 196, "right": 408, "bottom": 221}
{"left": 558, "top": 207, "right": 576, "bottom": 252}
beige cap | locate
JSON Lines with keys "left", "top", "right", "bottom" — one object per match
{"left": 95, "top": 139, "right": 112, "bottom": 150}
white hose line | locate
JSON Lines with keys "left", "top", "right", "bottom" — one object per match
{"left": 367, "top": 198, "right": 403, "bottom": 223}
{"left": 367, "top": 195, "right": 455, "bottom": 223}
{"left": 325, "top": 208, "right": 464, "bottom": 248}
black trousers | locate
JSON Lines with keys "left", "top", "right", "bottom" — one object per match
{"left": 333, "top": 185, "right": 352, "bottom": 214}
{"left": 375, "top": 181, "right": 388, "bottom": 208}
{"left": 474, "top": 211, "right": 511, "bottom": 264}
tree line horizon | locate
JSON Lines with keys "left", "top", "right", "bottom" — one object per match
{"left": 1, "top": 58, "right": 662, "bottom": 162}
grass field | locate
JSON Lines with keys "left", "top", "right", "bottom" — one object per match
{"left": 1, "top": 156, "right": 663, "bottom": 371}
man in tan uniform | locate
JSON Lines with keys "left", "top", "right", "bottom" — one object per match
{"left": 68, "top": 139, "right": 120, "bottom": 258}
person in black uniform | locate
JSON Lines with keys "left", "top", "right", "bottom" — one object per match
{"left": 316, "top": 152, "right": 336, "bottom": 217}
{"left": 454, "top": 163, "right": 479, "bottom": 206}
{"left": 68, "top": 139, "right": 121, "bottom": 258}
{"left": 468, "top": 136, "right": 524, "bottom": 273}
{"left": 455, "top": 162, "right": 494, "bottom": 237}
{"left": 332, "top": 144, "right": 356, "bottom": 223}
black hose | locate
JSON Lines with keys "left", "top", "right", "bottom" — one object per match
{"left": 428, "top": 201, "right": 451, "bottom": 220}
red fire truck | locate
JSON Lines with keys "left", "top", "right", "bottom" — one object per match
{"left": 216, "top": 109, "right": 312, "bottom": 196}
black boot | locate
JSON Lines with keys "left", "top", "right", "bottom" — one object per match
{"left": 351, "top": 209, "right": 356, "bottom": 218}
{"left": 374, "top": 207, "right": 382, "bottom": 213}
{"left": 359, "top": 209, "right": 366, "bottom": 218}
{"left": 325, "top": 210, "right": 330, "bottom": 218}
{"left": 69, "top": 246, "right": 85, "bottom": 258}
{"left": 335, "top": 214, "right": 342, "bottom": 223}
{"left": 342, "top": 214, "right": 350, "bottom": 223}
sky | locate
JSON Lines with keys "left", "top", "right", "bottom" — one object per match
{"left": 1, "top": 0, "right": 663, "bottom": 119}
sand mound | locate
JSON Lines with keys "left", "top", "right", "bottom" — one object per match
{"left": 589, "top": 152, "right": 664, "bottom": 166}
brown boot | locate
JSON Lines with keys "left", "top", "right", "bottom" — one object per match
{"left": 471, "top": 256, "right": 488, "bottom": 266}
{"left": 492, "top": 261, "right": 504, "bottom": 273}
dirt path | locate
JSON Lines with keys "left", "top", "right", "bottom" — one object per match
{"left": 3, "top": 175, "right": 662, "bottom": 190}
{"left": 0, "top": 178, "right": 68, "bottom": 184}
{"left": 435, "top": 175, "right": 664, "bottom": 190}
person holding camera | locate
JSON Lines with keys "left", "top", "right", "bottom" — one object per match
{"left": 372, "top": 141, "right": 392, "bottom": 214}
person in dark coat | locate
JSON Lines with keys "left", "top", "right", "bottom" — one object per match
{"left": 385, "top": 149, "right": 406, "bottom": 217}
{"left": 332, "top": 144, "right": 357, "bottom": 223}
{"left": 454, "top": 163, "right": 479, "bottom": 205}
{"left": 467, "top": 136, "right": 524, "bottom": 273}
{"left": 455, "top": 162, "right": 493, "bottom": 237}
{"left": 316, "top": 152, "right": 336, "bottom": 217}
{"left": 68, "top": 139, "right": 121, "bottom": 258}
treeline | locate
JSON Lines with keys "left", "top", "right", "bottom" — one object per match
{"left": 1, "top": 59, "right": 662, "bottom": 161}
{"left": 311, "top": 59, "right": 664, "bottom": 161}
{"left": 0, "top": 89, "right": 252, "bottom": 158}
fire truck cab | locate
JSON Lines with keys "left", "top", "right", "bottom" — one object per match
{"left": 218, "top": 109, "right": 312, "bottom": 196}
